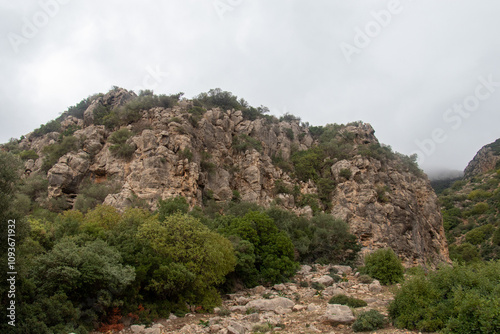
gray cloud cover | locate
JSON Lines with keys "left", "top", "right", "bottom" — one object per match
{"left": 1, "top": 0, "right": 500, "bottom": 174}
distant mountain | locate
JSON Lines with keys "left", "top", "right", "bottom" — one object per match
{"left": 2, "top": 87, "right": 449, "bottom": 266}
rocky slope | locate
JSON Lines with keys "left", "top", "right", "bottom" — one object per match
{"left": 11, "top": 88, "right": 449, "bottom": 266}
{"left": 464, "top": 138, "right": 500, "bottom": 178}
{"left": 103, "top": 264, "right": 430, "bottom": 334}
{"left": 438, "top": 138, "right": 500, "bottom": 262}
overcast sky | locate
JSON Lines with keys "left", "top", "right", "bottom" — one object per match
{"left": 1, "top": 0, "right": 500, "bottom": 175}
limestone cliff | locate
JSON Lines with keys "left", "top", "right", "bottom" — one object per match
{"left": 464, "top": 139, "right": 500, "bottom": 179}
{"left": 14, "top": 88, "right": 449, "bottom": 266}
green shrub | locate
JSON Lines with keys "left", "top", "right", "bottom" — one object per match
{"left": 352, "top": 309, "right": 386, "bottom": 332}
{"left": 265, "top": 208, "right": 360, "bottom": 265}
{"left": 449, "top": 243, "right": 481, "bottom": 264}
{"left": 358, "top": 274, "right": 373, "bottom": 284}
{"left": 32, "top": 119, "right": 61, "bottom": 137}
{"left": 328, "top": 294, "right": 367, "bottom": 308}
{"left": 41, "top": 136, "right": 79, "bottom": 172}
{"left": 311, "top": 281, "right": 325, "bottom": 290}
{"left": 30, "top": 239, "right": 135, "bottom": 328}
{"left": 220, "top": 211, "right": 298, "bottom": 286}
{"left": 339, "top": 168, "right": 352, "bottom": 180}
{"left": 274, "top": 180, "right": 291, "bottom": 194}
{"left": 376, "top": 185, "right": 390, "bottom": 203}
{"left": 493, "top": 228, "right": 500, "bottom": 246}
{"left": 73, "top": 180, "right": 121, "bottom": 213}
{"left": 363, "top": 248, "right": 404, "bottom": 285}
{"left": 157, "top": 196, "right": 189, "bottom": 220}
{"left": 19, "top": 149, "right": 39, "bottom": 161}
{"left": 138, "top": 213, "right": 236, "bottom": 310}
{"left": 389, "top": 261, "right": 500, "bottom": 333}
{"left": 232, "top": 134, "right": 263, "bottom": 153}
{"left": 284, "top": 128, "right": 294, "bottom": 140}
{"left": 465, "top": 224, "right": 494, "bottom": 245}
{"left": 468, "top": 189, "right": 492, "bottom": 201}
{"left": 109, "top": 128, "right": 135, "bottom": 159}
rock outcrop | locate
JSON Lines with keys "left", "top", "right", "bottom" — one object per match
{"left": 464, "top": 139, "right": 500, "bottom": 179}
{"left": 15, "top": 88, "right": 450, "bottom": 266}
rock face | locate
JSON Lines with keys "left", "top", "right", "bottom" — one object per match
{"left": 464, "top": 139, "right": 500, "bottom": 179}
{"left": 330, "top": 156, "right": 449, "bottom": 266}
{"left": 16, "top": 88, "right": 450, "bottom": 266}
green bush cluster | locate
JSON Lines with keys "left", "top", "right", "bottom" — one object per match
{"left": 93, "top": 90, "right": 182, "bottom": 130}
{"left": 19, "top": 149, "right": 39, "bottom": 161}
{"left": 73, "top": 179, "right": 121, "bottom": 213}
{"left": 232, "top": 134, "right": 263, "bottom": 153}
{"left": 266, "top": 208, "right": 360, "bottom": 265}
{"left": 362, "top": 248, "right": 404, "bottom": 285}
{"left": 108, "top": 128, "right": 136, "bottom": 159}
{"left": 41, "top": 136, "right": 80, "bottom": 172}
{"left": 438, "top": 170, "right": 500, "bottom": 261}
{"left": 218, "top": 211, "right": 298, "bottom": 286}
{"left": 328, "top": 294, "right": 367, "bottom": 308}
{"left": 389, "top": 261, "right": 500, "bottom": 333}
{"left": 352, "top": 309, "right": 386, "bottom": 332}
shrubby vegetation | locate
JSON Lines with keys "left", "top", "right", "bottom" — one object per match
{"left": 439, "top": 168, "right": 500, "bottom": 262}
{"left": 389, "top": 261, "right": 500, "bottom": 333}
{"left": 108, "top": 128, "right": 136, "bottom": 159}
{"left": 328, "top": 294, "right": 367, "bottom": 308}
{"left": 361, "top": 248, "right": 404, "bottom": 285}
{"left": 41, "top": 135, "right": 80, "bottom": 172}
{"left": 352, "top": 310, "right": 386, "bottom": 332}
{"left": 0, "top": 172, "right": 362, "bottom": 333}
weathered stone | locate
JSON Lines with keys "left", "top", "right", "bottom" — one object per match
{"left": 369, "top": 280, "right": 382, "bottom": 293}
{"left": 312, "top": 275, "right": 334, "bottom": 287}
{"left": 245, "top": 297, "right": 294, "bottom": 312}
{"left": 297, "top": 265, "right": 312, "bottom": 275}
{"left": 130, "top": 324, "right": 146, "bottom": 334}
{"left": 321, "top": 304, "right": 355, "bottom": 325}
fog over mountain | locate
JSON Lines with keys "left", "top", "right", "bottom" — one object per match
{"left": 1, "top": 0, "right": 500, "bottom": 174}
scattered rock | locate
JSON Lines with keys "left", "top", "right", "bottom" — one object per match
{"left": 320, "top": 304, "right": 355, "bottom": 325}
{"left": 245, "top": 297, "right": 295, "bottom": 312}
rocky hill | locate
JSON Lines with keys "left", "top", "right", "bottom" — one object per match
{"left": 439, "top": 138, "right": 500, "bottom": 262}
{"left": 464, "top": 139, "right": 500, "bottom": 179}
{"left": 4, "top": 87, "right": 449, "bottom": 266}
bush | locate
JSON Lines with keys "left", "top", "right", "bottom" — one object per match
{"left": 74, "top": 180, "right": 121, "bottom": 213}
{"left": 30, "top": 239, "right": 135, "bottom": 329}
{"left": 19, "top": 149, "right": 39, "bottom": 161}
{"left": 109, "top": 128, "right": 136, "bottom": 159}
{"left": 449, "top": 243, "right": 481, "bottom": 264}
{"left": 363, "top": 248, "right": 404, "bottom": 285}
{"left": 328, "top": 294, "right": 367, "bottom": 308}
{"left": 339, "top": 168, "right": 352, "bottom": 180}
{"left": 358, "top": 274, "right": 373, "bottom": 284}
{"left": 465, "top": 224, "right": 494, "bottom": 245}
{"left": 157, "top": 196, "right": 189, "bottom": 220}
{"left": 220, "top": 211, "right": 298, "bottom": 286}
{"left": 265, "top": 208, "right": 360, "bottom": 265}
{"left": 389, "top": 261, "right": 500, "bottom": 333}
{"left": 138, "top": 213, "right": 236, "bottom": 310}
{"left": 352, "top": 309, "right": 386, "bottom": 332}
{"left": 32, "top": 119, "right": 61, "bottom": 137}
{"left": 232, "top": 134, "right": 262, "bottom": 153}
{"left": 41, "top": 136, "right": 79, "bottom": 172}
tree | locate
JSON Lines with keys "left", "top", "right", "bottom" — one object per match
{"left": 220, "top": 211, "right": 298, "bottom": 285}
{"left": 138, "top": 213, "right": 236, "bottom": 310}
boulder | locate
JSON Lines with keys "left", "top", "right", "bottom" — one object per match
{"left": 245, "top": 297, "right": 294, "bottom": 312}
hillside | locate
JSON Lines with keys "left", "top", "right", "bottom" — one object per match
{"left": 2, "top": 87, "right": 449, "bottom": 267}
{"left": 438, "top": 138, "right": 500, "bottom": 262}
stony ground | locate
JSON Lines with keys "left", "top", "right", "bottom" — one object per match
{"left": 99, "top": 264, "right": 431, "bottom": 334}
